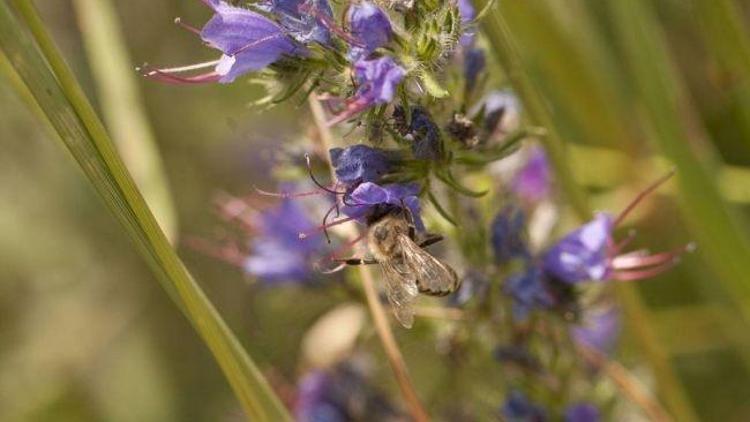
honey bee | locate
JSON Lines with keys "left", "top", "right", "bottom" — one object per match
{"left": 340, "top": 205, "right": 460, "bottom": 328}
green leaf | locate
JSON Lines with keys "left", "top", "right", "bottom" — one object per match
{"left": 419, "top": 70, "right": 449, "bottom": 98}
{"left": 0, "top": 2, "right": 291, "bottom": 421}
{"left": 72, "top": 0, "right": 178, "bottom": 242}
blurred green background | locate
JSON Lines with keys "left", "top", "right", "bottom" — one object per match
{"left": 3, "top": 0, "right": 750, "bottom": 420}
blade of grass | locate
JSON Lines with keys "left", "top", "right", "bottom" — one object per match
{"left": 500, "top": 0, "right": 750, "bottom": 382}
{"left": 694, "top": 0, "right": 750, "bottom": 151}
{"left": 481, "top": 4, "right": 698, "bottom": 421}
{"left": 0, "top": 2, "right": 290, "bottom": 420}
{"left": 608, "top": 0, "right": 750, "bottom": 338}
{"left": 72, "top": 0, "right": 178, "bottom": 242}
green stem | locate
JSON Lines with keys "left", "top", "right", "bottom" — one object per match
{"left": 0, "top": 2, "right": 291, "bottom": 420}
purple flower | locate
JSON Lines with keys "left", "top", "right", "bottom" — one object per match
{"left": 572, "top": 306, "right": 620, "bottom": 354}
{"left": 494, "top": 345, "right": 540, "bottom": 370}
{"left": 295, "top": 364, "right": 404, "bottom": 422}
{"left": 464, "top": 48, "right": 486, "bottom": 93}
{"left": 458, "top": 0, "right": 476, "bottom": 46}
{"left": 295, "top": 371, "right": 347, "bottom": 422}
{"left": 393, "top": 106, "right": 445, "bottom": 161}
{"left": 340, "top": 182, "right": 424, "bottom": 231}
{"left": 145, "top": 1, "right": 304, "bottom": 84}
{"left": 543, "top": 172, "right": 695, "bottom": 284}
{"left": 347, "top": 2, "right": 393, "bottom": 60}
{"left": 503, "top": 267, "right": 559, "bottom": 320}
{"left": 481, "top": 90, "right": 522, "bottom": 135}
{"left": 512, "top": 146, "right": 551, "bottom": 203}
{"left": 491, "top": 205, "right": 529, "bottom": 264}
{"left": 544, "top": 213, "right": 614, "bottom": 284}
{"left": 243, "top": 198, "right": 324, "bottom": 283}
{"left": 564, "top": 403, "right": 600, "bottom": 422}
{"left": 329, "top": 145, "right": 395, "bottom": 188}
{"left": 260, "top": 0, "right": 333, "bottom": 45}
{"left": 328, "top": 57, "right": 405, "bottom": 126}
{"left": 501, "top": 391, "right": 547, "bottom": 422}
{"left": 447, "top": 270, "right": 490, "bottom": 307}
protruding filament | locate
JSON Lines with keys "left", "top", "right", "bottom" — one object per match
{"left": 298, "top": 216, "right": 356, "bottom": 239}
{"left": 184, "top": 236, "right": 246, "bottom": 267}
{"left": 174, "top": 17, "right": 201, "bottom": 35}
{"left": 612, "top": 243, "right": 695, "bottom": 270}
{"left": 613, "top": 168, "right": 676, "bottom": 227}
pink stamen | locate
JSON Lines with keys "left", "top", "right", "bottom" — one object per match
{"left": 254, "top": 186, "right": 328, "bottom": 198}
{"left": 612, "top": 243, "right": 696, "bottom": 270}
{"left": 325, "top": 232, "right": 367, "bottom": 261}
{"left": 611, "top": 229, "right": 637, "bottom": 255}
{"left": 613, "top": 168, "right": 676, "bottom": 227}
{"left": 214, "top": 193, "right": 258, "bottom": 232}
{"left": 174, "top": 17, "right": 201, "bottom": 35}
{"left": 184, "top": 236, "right": 246, "bottom": 267}
{"left": 139, "top": 65, "right": 221, "bottom": 84}
{"left": 326, "top": 97, "right": 369, "bottom": 127}
{"left": 228, "top": 33, "right": 286, "bottom": 56}
{"left": 199, "top": 0, "right": 218, "bottom": 10}
{"left": 612, "top": 262, "right": 680, "bottom": 281}
{"left": 299, "top": 216, "right": 356, "bottom": 239}
{"left": 297, "top": 3, "right": 365, "bottom": 47}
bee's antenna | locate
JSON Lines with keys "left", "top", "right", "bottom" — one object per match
{"left": 305, "top": 153, "right": 347, "bottom": 196}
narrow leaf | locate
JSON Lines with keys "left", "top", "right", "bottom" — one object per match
{"left": 72, "top": 0, "right": 178, "bottom": 241}
{"left": 0, "top": 2, "right": 291, "bottom": 420}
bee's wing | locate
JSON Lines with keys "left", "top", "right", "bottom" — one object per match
{"left": 380, "top": 260, "right": 419, "bottom": 328}
{"left": 398, "top": 234, "right": 460, "bottom": 296}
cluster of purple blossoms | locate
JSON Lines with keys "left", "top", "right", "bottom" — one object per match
{"left": 501, "top": 391, "right": 600, "bottom": 422}
{"left": 209, "top": 192, "right": 324, "bottom": 284}
{"left": 327, "top": 144, "right": 425, "bottom": 231}
{"left": 145, "top": 0, "right": 407, "bottom": 127}
{"left": 149, "top": 0, "right": 698, "bottom": 417}
{"left": 496, "top": 169, "right": 692, "bottom": 320}
{"left": 294, "top": 363, "right": 403, "bottom": 422}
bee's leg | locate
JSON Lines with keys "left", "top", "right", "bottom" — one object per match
{"left": 418, "top": 233, "right": 444, "bottom": 248}
{"left": 335, "top": 257, "right": 378, "bottom": 266}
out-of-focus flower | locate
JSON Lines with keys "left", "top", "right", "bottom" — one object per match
{"left": 564, "top": 403, "right": 600, "bottom": 422}
{"left": 260, "top": 0, "right": 333, "bottom": 45}
{"left": 340, "top": 182, "right": 424, "bottom": 231}
{"left": 542, "top": 210, "right": 694, "bottom": 284}
{"left": 512, "top": 146, "right": 551, "bottom": 203}
{"left": 458, "top": 0, "right": 476, "bottom": 46}
{"left": 329, "top": 145, "right": 395, "bottom": 188}
{"left": 480, "top": 90, "right": 522, "bottom": 135}
{"left": 295, "top": 363, "right": 404, "bottom": 422}
{"left": 491, "top": 205, "right": 529, "bottom": 264}
{"left": 572, "top": 305, "right": 620, "bottom": 354}
{"left": 243, "top": 198, "right": 324, "bottom": 283}
{"left": 447, "top": 270, "right": 490, "bottom": 307}
{"left": 464, "top": 48, "right": 486, "bottom": 94}
{"left": 346, "top": 2, "right": 394, "bottom": 60}
{"left": 544, "top": 213, "right": 613, "bottom": 283}
{"left": 494, "top": 345, "right": 540, "bottom": 371}
{"left": 393, "top": 106, "right": 445, "bottom": 161}
{"left": 503, "top": 267, "right": 558, "bottom": 320}
{"left": 145, "top": 0, "right": 305, "bottom": 84}
{"left": 501, "top": 390, "right": 547, "bottom": 422}
{"left": 328, "top": 57, "right": 406, "bottom": 126}
{"left": 295, "top": 371, "right": 346, "bottom": 422}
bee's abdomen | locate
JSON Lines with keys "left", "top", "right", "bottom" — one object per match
{"left": 417, "top": 284, "right": 454, "bottom": 296}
